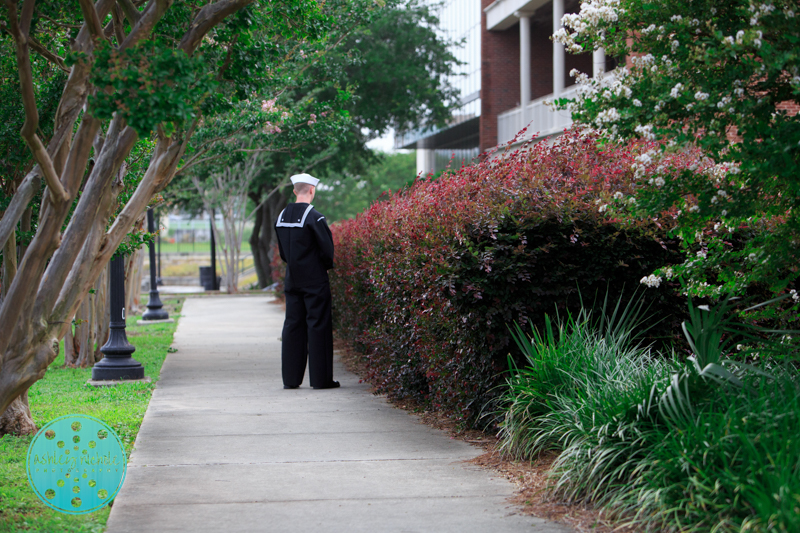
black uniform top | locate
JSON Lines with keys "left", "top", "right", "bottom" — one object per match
{"left": 275, "top": 203, "right": 334, "bottom": 290}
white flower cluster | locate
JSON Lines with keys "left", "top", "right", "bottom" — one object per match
{"left": 694, "top": 91, "right": 709, "bottom": 101}
{"left": 636, "top": 149, "right": 658, "bottom": 165}
{"left": 595, "top": 107, "right": 621, "bottom": 125}
{"left": 640, "top": 274, "right": 662, "bottom": 288}
{"left": 791, "top": 289, "right": 799, "bottom": 302}
{"left": 557, "top": 0, "right": 621, "bottom": 52}
{"left": 709, "top": 162, "right": 741, "bottom": 182}
{"left": 670, "top": 83, "right": 683, "bottom": 98}
{"left": 570, "top": 68, "right": 591, "bottom": 85}
{"left": 748, "top": 2, "right": 775, "bottom": 26}
{"left": 634, "top": 123, "right": 656, "bottom": 140}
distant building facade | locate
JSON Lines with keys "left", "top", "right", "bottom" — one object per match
{"left": 399, "top": 0, "right": 613, "bottom": 175}
{"left": 395, "top": 0, "right": 482, "bottom": 175}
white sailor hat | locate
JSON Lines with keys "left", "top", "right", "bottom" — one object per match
{"left": 290, "top": 173, "right": 320, "bottom": 187}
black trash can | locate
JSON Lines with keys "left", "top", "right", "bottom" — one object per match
{"left": 199, "top": 266, "right": 220, "bottom": 291}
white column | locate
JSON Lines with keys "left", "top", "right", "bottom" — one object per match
{"left": 593, "top": 47, "right": 606, "bottom": 78}
{"left": 552, "top": 0, "right": 565, "bottom": 98}
{"left": 518, "top": 13, "right": 532, "bottom": 117}
{"left": 416, "top": 148, "right": 436, "bottom": 176}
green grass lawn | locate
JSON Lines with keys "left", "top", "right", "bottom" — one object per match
{"left": 0, "top": 298, "right": 183, "bottom": 533}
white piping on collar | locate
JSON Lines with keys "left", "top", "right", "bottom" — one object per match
{"left": 276, "top": 204, "right": 315, "bottom": 228}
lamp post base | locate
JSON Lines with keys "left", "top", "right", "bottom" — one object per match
{"left": 142, "top": 290, "right": 169, "bottom": 321}
{"left": 91, "top": 356, "right": 145, "bottom": 381}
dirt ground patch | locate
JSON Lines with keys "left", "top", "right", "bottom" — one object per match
{"left": 333, "top": 337, "right": 637, "bottom": 533}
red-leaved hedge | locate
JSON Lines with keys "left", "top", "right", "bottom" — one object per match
{"left": 330, "top": 130, "right": 692, "bottom": 427}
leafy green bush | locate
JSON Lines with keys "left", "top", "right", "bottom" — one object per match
{"left": 331, "top": 130, "right": 693, "bottom": 426}
{"left": 499, "top": 295, "right": 800, "bottom": 532}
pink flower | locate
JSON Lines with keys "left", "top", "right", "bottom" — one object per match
{"left": 261, "top": 99, "right": 277, "bottom": 112}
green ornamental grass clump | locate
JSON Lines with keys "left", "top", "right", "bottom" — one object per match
{"left": 500, "top": 295, "right": 800, "bottom": 532}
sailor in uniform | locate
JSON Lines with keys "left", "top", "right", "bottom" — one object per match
{"left": 275, "top": 173, "right": 339, "bottom": 389}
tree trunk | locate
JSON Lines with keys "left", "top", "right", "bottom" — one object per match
{"left": 250, "top": 191, "right": 286, "bottom": 289}
{"left": 2, "top": 229, "right": 17, "bottom": 303}
{"left": 76, "top": 292, "right": 95, "bottom": 368}
{"left": 64, "top": 323, "right": 77, "bottom": 367}
{"left": 125, "top": 213, "right": 147, "bottom": 314}
{"left": 94, "top": 265, "right": 109, "bottom": 362}
{"left": 64, "top": 297, "right": 89, "bottom": 368}
{"left": 249, "top": 195, "right": 268, "bottom": 288}
{"left": 0, "top": 391, "right": 37, "bottom": 436}
{"left": 125, "top": 248, "right": 145, "bottom": 315}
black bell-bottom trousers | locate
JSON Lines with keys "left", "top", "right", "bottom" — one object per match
{"left": 281, "top": 282, "right": 334, "bottom": 388}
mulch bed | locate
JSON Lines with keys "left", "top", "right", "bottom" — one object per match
{"left": 333, "top": 337, "right": 636, "bottom": 533}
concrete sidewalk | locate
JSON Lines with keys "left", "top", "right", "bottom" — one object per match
{"left": 106, "top": 296, "right": 571, "bottom": 533}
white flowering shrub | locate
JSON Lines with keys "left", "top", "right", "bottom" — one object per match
{"left": 554, "top": 0, "right": 800, "bottom": 300}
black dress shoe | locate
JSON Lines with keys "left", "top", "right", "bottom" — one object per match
{"left": 312, "top": 381, "right": 340, "bottom": 390}
{"left": 283, "top": 385, "right": 299, "bottom": 389}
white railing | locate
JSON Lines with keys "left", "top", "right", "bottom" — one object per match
{"left": 497, "top": 84, "right": 580, "bottom": 146}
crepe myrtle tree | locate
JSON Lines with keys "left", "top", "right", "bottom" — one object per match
{"left": 554, "top": 0, "right": 800, "bottom": 300}
{"left": 0, "top": 0, "right": 330, "bottom": 435}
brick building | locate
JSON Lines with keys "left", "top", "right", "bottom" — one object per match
{"left": 398, "top": 0, "right": 613, "bottom": 175}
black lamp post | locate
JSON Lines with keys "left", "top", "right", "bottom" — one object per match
{"left": 142, "top": 208, "right": 169, "bottom": 320}
{"left": 210, "top": 208, "right": 219, "bottom": 291}
{"left": 91, "top": 255, "right": 145, "bottom": 381}
{"left": 156, "top": 222, "right": 163, "bottom": 286}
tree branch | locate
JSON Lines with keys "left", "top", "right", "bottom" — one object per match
{"left": 116, "top": 0, "right": 141, "bottom": 26}
{"left": 216, "top": 33, "right": 238, "bottom": 81}
{"left": 37, "top": 13, "right": 82, "bottom": 29}
{"left": 27, "top": 36, "right": 70, "bottom": 73}
{"left": 77, "top": 0, "right": 105, "bottom": 41}
{"left": 112, "top": 4, "right": 126, "bottom": 45}
{"left": 73, "top": 0, "right": 115, "bottom": 52}
{"left": 0, "top": 172, "right": 39, "bottom": 253}
{"left": 179, "top": 0, "right": 255, "bottom": 56}
{"left": 120, "top": 0, "right": 172, "bottom": 51}
{"left": 3, "top": 0, "right": 69, "bottom": 203}
{"left": 35, "top": 114, "right": 110, "bottom": 319}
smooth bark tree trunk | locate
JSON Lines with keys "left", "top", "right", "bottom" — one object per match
{"left": 0, "top": 391, "right": 37, "bottom": 436}
{"left": 249, "top": 194, "right": 268, "bottom": 288}
{"left": 249, "top": 191, "right": 286, "bottom": 288}
{"left": 125, "top": 248, "right": 144, "bottom": 315}
{"left": 0, "top": 230, "right": 35, "bottom": 435}
{"left": 64, "top": 296, "right": 88, "bottom": 368}
{"left": 94, "top": 265, "right": 109, "bottom": 362}
{"left": 2, "top": 230, "right": 17, "bottom": 302}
